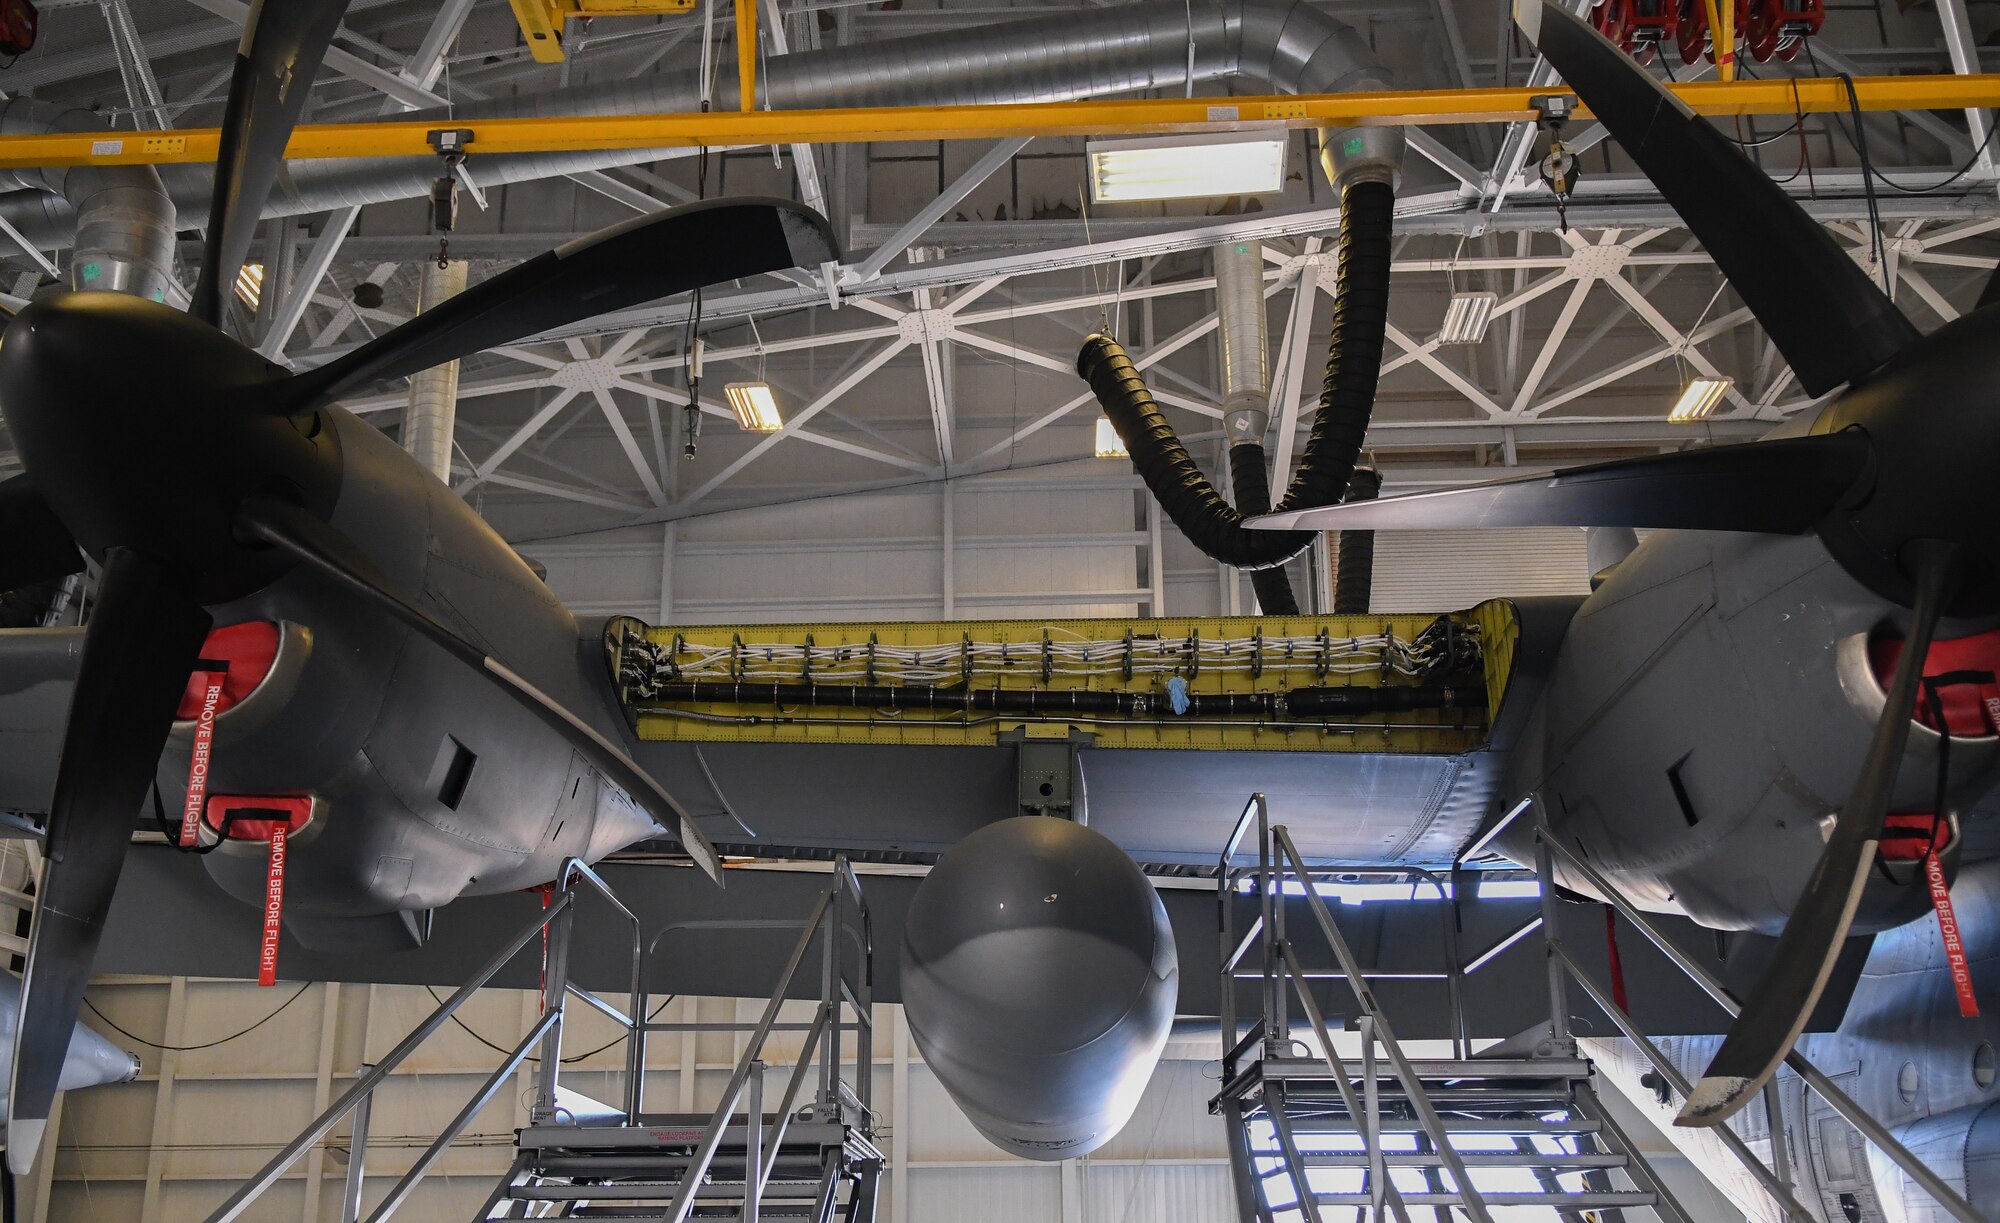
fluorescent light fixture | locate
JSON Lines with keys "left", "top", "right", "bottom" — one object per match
{"left": 724, "top": 382, "right": 783, "bottom": 432}
{"left": 1669, "top": 376, "right": 1732, "bottom": 422}
{"left": 233, "top": 263, "right": 264, "bottom": 310}
{"left": 1086, "top": 130, "right": 1288, "bottom": 204}
{"left": 1438, "top": 290, "right": 1498, "bottom": 345}
{"left": 1094, "top": 417, "right": 1129, "bottom": 459}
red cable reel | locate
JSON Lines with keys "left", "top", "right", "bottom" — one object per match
{"left": 1744, "top": 0, "right": 1824, "bottom": 64}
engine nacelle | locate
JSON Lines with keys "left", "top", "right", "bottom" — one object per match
{"left": 900, "top": 816, "right": 1177, "bottom": 1160}
{"left": 1872, "top": 1102, "right": 2000, "bottom": 1222}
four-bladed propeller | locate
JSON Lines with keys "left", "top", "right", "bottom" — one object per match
{"left": 1251, "top": 0, "right": 1994, "bottom": 1128}
{"left": 0, "top": 0, "right": 834, "bottom": 1169}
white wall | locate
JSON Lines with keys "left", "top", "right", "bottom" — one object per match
{"left": 30, "top": 975, "right": 1233, "bottom": 1223}
{"left": 528, "top": 466, "right": 1596, "bottom": 627}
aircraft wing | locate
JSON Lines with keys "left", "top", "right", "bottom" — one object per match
{"left": 0, "top": 629, "right": 84, "bottom": 819}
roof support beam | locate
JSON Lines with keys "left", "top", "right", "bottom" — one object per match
{"left": 178, "top": 0, "right": 449, "bottom": 109}
{"left": 847, "top": 137, "right": 1032, "bottom": 284}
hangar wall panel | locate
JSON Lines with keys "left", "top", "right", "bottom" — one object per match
{"left": 33, "top": 979, "right": 1230, "bottom": 1223}
{"left": 536, "top": 488, "right": 1594, "bottom": 628}
{"left": 1370, "top": 528, "right": 1593, "bottom": 609}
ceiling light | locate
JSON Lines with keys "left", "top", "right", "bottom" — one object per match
{"left": 724, "top": 382, "right": 784, "bottom": 432}
{"left": 1669, "top": 376, "right": 1732, "bottom": 422}
{"left": 1094, "top": 417, "right": 1129, "bottom": 459}
{"left": 1438, "top": 290, "right": 1498, "bottom": 345}
{"left": 1086, "top": 130, "right": 1288, "bottom": 204}
{"left": 234, "top": 263, "right": 264, "bottom": 310}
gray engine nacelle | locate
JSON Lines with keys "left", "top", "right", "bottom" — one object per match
{"left": 900, "top": 816, "right": 1178, "bottom": 1161}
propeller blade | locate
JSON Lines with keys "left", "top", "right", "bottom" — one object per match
{"left": 9, "top": 548, "right": 211, "bottom": 1172}
{"left": 189, "top": 0, "right": 351, "bottom": 327}
{"left": 234, "top": 497, "right": 723, "bottom": 884}
{"left": 289, "top": 198, "right": 840, "bottom": 409}
{"left": 1977, "top": 266, "right": 2000, "bottom": 313}
{"left": 0, "top": 476, "right": 83, "bottom": 592}
{"left": 1244, "top": 432, "right": 1872, "bottom": 534}
{"left": 1677, "top": 538, "right": 1961, "bottom": 1127}
{"left": 1514, "top": 0, "right": 1920, "bottom": 395}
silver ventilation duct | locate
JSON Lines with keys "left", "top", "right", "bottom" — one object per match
{"left": 0, "top": 99, "right": 176, "bottom": 303}
{"left": 1213, "top": 237, "right": 1271, "bottom": 446}
{"left": 403, "top": 259, "right": 469, "bottom": 482}
{"left": 0, "top": 0, "right": 1399, "bottom": 248}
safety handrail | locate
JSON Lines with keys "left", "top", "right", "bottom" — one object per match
{"left": 203, "top": 891, "right": 575, "bottom": 1223}
{"left": 1532, "top": 813, "right": 1984, "bottom": 1223}
{"left": 662, "top": 887, "right": 835, "bottom": 1223}
{"left": 1215, "top": 793, "right": 1471, "bottom": 1066}
{"left": 1275, "top": 938, "right": 1413, "bottom": 1222}
{"left": 536, "top": 856, "right": 646, "bottom": 1123}
{"left": 1272, "top": 825, "right": 1495, "bottom": 1223}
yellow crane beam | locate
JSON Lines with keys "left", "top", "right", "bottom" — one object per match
{"left": 0, "top": 75, "right": 1994, "bottom": 169}
{"left": 507, "top": 0, "right": 698, "bottom": 64}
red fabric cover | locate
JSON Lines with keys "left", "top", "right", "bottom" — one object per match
{"left": 203, "top": 795, "right": 312, "bottom": 842}
{"left": 1868, "top": 627, "right": 2000, "bottom": 738}
{"left": 1880, "top": 813, "right": 1953, "bottom": 863}
{"left": 174, "top": 621, "right": 281, "bottom": 720}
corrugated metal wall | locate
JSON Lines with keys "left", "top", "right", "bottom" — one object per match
{"left": 538, "top": 487, "right": 1597, "bottom": 627}
{"left": 32, "top": 980, "right": 1233, "bottom": 1223}
{"left": 1370, "top": 528, "right": 1593, "bottom": 610}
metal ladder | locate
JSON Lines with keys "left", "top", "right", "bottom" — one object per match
{"left": 479, "top": 858, "right": 883, "bottom": 1220}
{"left": 202, "top": 857, "right": 882, "bottom": 1223}
{"left": 1211, "top": 793, "right": 1692, "bottom": 1223}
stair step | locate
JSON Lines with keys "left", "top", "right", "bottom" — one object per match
{"left": 1273, "top": 1118, "right": 1600, "bottom": 1136}
{"left": 1313, "top": 1191, "right": 1657, "bottom": 1208}
{"left": 529, "top": 1156, "right": 831, "bottom": 1180}
{"left": 565, "top": 1208, "right": 822, "bottom": 1220}
{"left": 510, "top": 1180, "right": 828, "bottom": 1203}
{"left": 519, "top": 1121, "right": 847, "bottom": 1151}
{"left": 1298, "top": 1152, "right": 1625, "bottom": 1169}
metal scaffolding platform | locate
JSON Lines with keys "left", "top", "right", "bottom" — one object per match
{"left": 200, "top": 858, "right": 882, "bottom": 1223}
{"left": 1210, "top": 792, "right": 1984, "bottom": 1223}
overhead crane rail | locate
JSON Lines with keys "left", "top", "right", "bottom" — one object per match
{"left": 0, "top": 76, "right": 1996, "bottom": 169}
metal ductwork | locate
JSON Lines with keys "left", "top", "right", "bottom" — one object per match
{"left": 0, "top": 99, "right": 176, "bottom": 303}
{"left": 403, "top": 259, "right": 469, "bottom": 482}
{"left": 0, "top": 0, "right": 1400, "bottom": 246}
{"left": 1216, "top": 238, "right": 1272, "bottom": 448}
{"left": 1212, "top": 235, "right": 1302, "bottom": 614}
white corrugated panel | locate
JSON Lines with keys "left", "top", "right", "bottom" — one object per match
{"left": 906, "top": 1164, "right": 1063, "bottom": 1223}
{"left": 1368, "top": 528, "right": 1592, "bottom": 610}
{"left": 1080, "top": 1161, "right": 1237, "bottom": 1223}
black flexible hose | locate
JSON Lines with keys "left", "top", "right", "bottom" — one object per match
{"left": 1230, "top": 443, "right": 1301, "bottom": 614}
{"left": 1332, "top": 466, "right": 1381, "bottom": 614}
{"left": 1076, "top": 179, "right": 1396, "bottom": 572}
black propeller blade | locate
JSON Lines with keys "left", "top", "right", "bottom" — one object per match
{"left": 1516, "top": 0, "right": 1919, "bottom": 395}
{"left": 1678, "top": 539, "right": 1962, "bottom": 1127}
{"left": 8, "top": 548, "right": 211, "bottom": 1172}
{"left": 0, "top": 476, "right": 84, "bottom": 591}
{"left": 189, "top": 0, "right": 350, "bottom": 327}
{"left": 1244, "top": 432, "right": 1872, "bottom": 535}
{"left": 288, "top": 198, "right": 840, "bottom": 410}
{"left": 234, "top": 497, "right": 723, "bottom": 884}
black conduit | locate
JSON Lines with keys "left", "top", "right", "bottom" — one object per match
{"left": 1076, "top": 179, "right": 1395, "bottom": 575}
{"left": 1229, "top": 443, "right": 1301, "bottom": 614}
{"left": 1332, "top": 466, "right": 1381, "bottom": 614}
